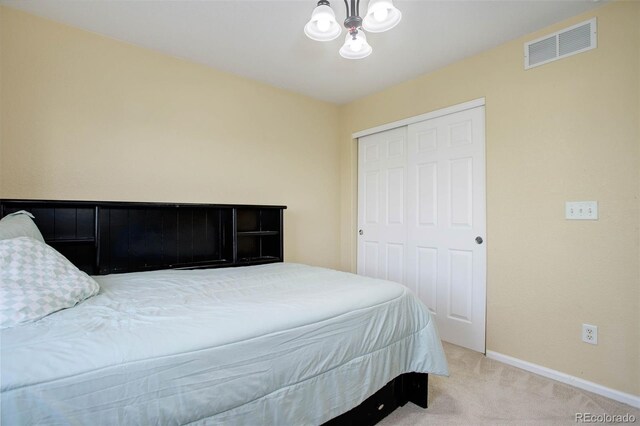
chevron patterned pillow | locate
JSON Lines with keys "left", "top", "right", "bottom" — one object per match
{"left": 0, "top": 237, "right": 100, "bottom": 329}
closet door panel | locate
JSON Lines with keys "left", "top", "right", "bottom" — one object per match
{"left": 407, "top": 106, "right": 486, "bottom": 353}
{"left": 357, "top": 127, "right": 407, "bottom": 282}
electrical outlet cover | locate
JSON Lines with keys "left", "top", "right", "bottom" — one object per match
{"left": 582, "top": 324, "right": 598, "bottom": 345}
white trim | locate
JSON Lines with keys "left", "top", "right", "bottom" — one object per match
{"left": 351, "top": 98, "right": 486, "bottom": 139}
{"left": 486, "top": 350, "right": 640, "bottom": 409}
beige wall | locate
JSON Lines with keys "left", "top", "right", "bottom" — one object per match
{"left": 0, "top": 6, "right": 341, "bottom": 269}
{"left": 339, "top": 1, "right": 640, "bottom": 396}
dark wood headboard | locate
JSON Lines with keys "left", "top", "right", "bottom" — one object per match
{"left": 0, "top": 199, "right": 286, "bottom": 275}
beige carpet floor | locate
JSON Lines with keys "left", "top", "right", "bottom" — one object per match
{"left": 379, "top": 342, "right": 640, "bottom": 425}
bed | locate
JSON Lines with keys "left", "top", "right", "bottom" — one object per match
{"left": 0, "top": 200, "right": 448, "bottom": 425}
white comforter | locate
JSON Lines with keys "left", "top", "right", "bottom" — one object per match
{"left": 1, "top": 263, "right": 448, "bottom": 425}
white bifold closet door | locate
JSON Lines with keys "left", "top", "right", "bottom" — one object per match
{"left": 357, "top": 106, "right": 486, "bottom": 353}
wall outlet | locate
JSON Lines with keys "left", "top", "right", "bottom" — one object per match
{"left": 582, "top": 324, "right": 598, "bottom": 345}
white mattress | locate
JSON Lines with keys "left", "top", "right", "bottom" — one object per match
{"left": 1, "top": 263, "right": 448, "bottom": 425}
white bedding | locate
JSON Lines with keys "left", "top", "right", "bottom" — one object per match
{"left": 1, "top": 263, "right": 448, "bottom": 425}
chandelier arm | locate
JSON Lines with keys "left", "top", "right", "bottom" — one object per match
{"left": 356, "top": 0, "right": 360, "bottom": 17}
{"left": 343, "top": 0, "right": 350, "bottom": 17}
{"left": 343, "top": 0, "right": 362, "bottom": 29}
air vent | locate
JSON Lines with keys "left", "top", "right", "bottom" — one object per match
{"left": 524, "top": 18, "right": 596, "bottom": 69}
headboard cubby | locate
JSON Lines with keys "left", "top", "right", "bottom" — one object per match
{"left": 0, "top": 200, "right": 286, "bottom": 275}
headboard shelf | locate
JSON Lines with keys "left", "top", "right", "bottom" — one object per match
{"left": 236, "top": 231, "right": 279, "bottom": 236}
{"left": 0, "top": 199, "right": 286, "bottom": 275}
{"left": 46, "top": 238, "right": 96, "bottom": 243}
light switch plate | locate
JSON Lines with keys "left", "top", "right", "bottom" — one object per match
{"left": 565, "top": 201, "right": 598, "bottom": 220}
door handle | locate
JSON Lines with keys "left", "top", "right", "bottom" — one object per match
{"left": 475, "top": 236, "right": 483, "bottom": 244}
{"left": 359, "top": 229, "right": 364, "bottom": 236}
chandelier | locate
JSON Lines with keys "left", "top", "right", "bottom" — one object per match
{"left": 304, "top": 0, "right": 402, "bottom": 59}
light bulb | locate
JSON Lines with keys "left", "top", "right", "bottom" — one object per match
{"left": 304, "top": 5, "right": 341, "bottom": 41}
{"left": 350, "top": 37, "right": 363, "bottom": 52}
{"left": 316, "top": 17, "right": 330, "bottom": 32}
{"left": 339, "top": 32, "right": 372, "bottom": 59}
{"left": 362, "top": 0, "right": 401, "bottom": 33}
{"left": 373, "top": 7, "right": 388, "bottom": 22}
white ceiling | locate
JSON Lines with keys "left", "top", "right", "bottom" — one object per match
{"left": 1, "top": 0, "right": 603, "bottom": 104}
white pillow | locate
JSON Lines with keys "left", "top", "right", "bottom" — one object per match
{"left": 0, "top": 210, "right": 45, "bottom": 243}
{"left": 0, "top": 237, "right": 100, "bottom": 329}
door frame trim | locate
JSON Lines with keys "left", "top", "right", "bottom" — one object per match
{"left": 352, "top": 98, "right": 486, "bottom": 139}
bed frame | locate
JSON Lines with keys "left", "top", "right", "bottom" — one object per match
{"left": 324, "top": 373, "right": 428, "bottom": 426}
{"left": 0, "top": 198, "right": 430, "bottom": 425}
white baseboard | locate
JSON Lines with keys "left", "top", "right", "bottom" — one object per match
{"left": 486, "top": 350, "right": 640, "bottom": 409}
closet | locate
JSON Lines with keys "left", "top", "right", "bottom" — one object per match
{"left": 357, "top": 102, "right": 486, "bottom": 352}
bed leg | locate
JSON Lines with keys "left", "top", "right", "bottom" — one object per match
{"left": 400, "top": 372, "right": 428, "bottom": 408}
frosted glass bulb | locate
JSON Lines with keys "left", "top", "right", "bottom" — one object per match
{"left": 339, "top": 32, "right": 371, "bottom": 59}
{"left": 305, "top": 5, "right": 341, "bottom": 41}
{"left": 362, "top": 0, "right": 401, "bottom": 33}
{"left": 373, "top": 7, "right": 388, "bottom": 22}
{"left": 316, "top": 17, "right": 331, "bottom": 32}
{"left": 350, "top": 37, "right": 363, "bottom": 52}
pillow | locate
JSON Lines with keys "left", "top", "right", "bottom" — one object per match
{"left": 0, "top": 210, "right": 45, "bottom": 243}
{"left": 0, "top": 237, "right": 100, "bottom": 329}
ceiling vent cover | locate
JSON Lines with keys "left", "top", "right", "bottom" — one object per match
{"left": 524, "top": 18, "right": 596, "bottom": 69}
